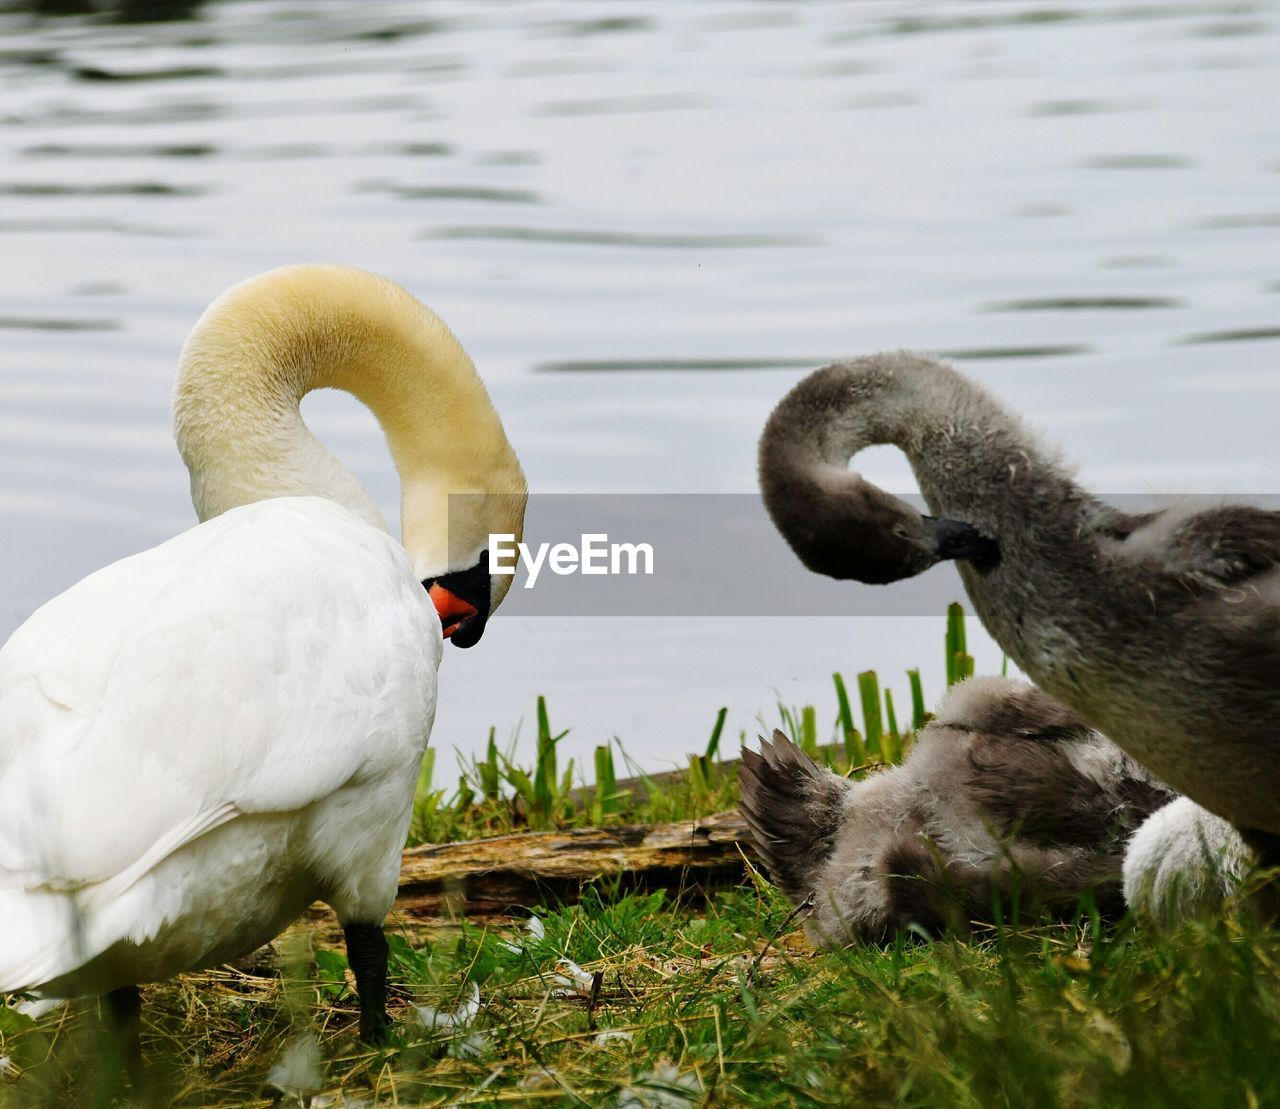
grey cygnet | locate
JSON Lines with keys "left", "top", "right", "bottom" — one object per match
{"left": 738, "top": 676, "right": 1174, "bottom": 945}
{"left": 758, "top": 353, "right": 1279, "bottom": 859}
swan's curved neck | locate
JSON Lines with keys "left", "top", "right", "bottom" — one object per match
{"left": 763, "top": 353, "right": 1084, "bottom": 530}
{"left": 758, "top": 352, "right": 1110, "bottom": 584}
{"left": 172, "top": 264, "right": 525, "bottom": 578}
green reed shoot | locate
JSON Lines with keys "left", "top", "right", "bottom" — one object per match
{"left": 704, "top": 706, "right": 728, "bottom": 762}
{"left": 908, "top": 668, "right": 927, "bottom": 729}
{"left": 833, "top": 672, "right": 868, "bottom": 765}
{"left": 946, "top": 601, "right": 974, "bottom": 685}
{"left": 592, "top": 744, "right": 620, "bottom": 824}
{"left": 857, "top": 670, "right": 883, "bottom": 755}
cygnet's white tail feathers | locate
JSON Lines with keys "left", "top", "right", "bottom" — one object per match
{"left": 1123, "top": 797, "right": 1253, "bottom": 926}
{"left": 737, "top": 731, "right": 852, "bottom": 902}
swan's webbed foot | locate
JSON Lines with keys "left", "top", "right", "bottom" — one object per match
{"left": 343, "top": 921, "right": 391, "bottom": 1044}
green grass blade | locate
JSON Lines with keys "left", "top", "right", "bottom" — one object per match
{"left": 946, "top": 602, "right": 974, "bottom": 686}
{"left": 705, "top": 707, "right": 728, "bottom": 762}
{"left": 907, "top": 669, "right": 926, "bottom": 730}
{"left": 833, "top": 672, "right": 864, "bottom": 763}
{"left": 534, "top": 695, "right": 557, "bottom": 824}
{"left": 800, "top": 705, "right": 818, "bottom": 757}
{"left": 480, "top": 727, "right": 500, "bottom": 801}
{"left": 688, "top": 753, "right": 710, "bottom": 806}
{"left": 415, "top": 746, "right": 436, "bottom": 799}
{"left": 857, "top": 670, "right": 883, "bottom": 758}
{"left": 594, "top": 744, "right": 619, "bottom": 816}
{"left": 454, "top": 775, "right": 475, "bottom": 813}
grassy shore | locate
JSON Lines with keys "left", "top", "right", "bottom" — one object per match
{"left": 2, "top": 609, "right": 1277, "bottom": 1106}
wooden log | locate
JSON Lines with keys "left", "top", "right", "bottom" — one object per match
{"left": 388, "top": 809, "right": 756, "bottom": 919}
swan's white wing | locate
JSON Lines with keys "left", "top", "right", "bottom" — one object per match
{"left": 0, "top": 497, "right": 438, "bottom": 990}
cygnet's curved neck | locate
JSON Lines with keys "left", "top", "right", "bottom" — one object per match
{"left": 766, "top": 352, "right": 1101, "bottom": 527}
{"left": 172, "top": 264, "right": 525, "bottom": 578}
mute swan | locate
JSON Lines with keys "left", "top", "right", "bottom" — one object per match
{"left": 758, "top": 353, "right": 1280, "bottom": 861}
{"left": 0, "top": 265, "right": 526, "bottom": 1055}
{"left": 738, "top": 676, "right": 1173, "bottom": 945}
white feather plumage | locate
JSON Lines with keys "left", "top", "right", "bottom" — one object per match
{"left": 0, "top": 264, "right": 525, "bottom": 1013}
{"left": 0, "top": 498, "right": 438, "bottom": 996}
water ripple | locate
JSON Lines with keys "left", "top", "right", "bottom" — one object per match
{"left": 356, "top": 180, "right": 540, "bottom": 204}
{"left": 0, "top": 316, "right": 120, "bottom": 332}
{"left": 1179, "top": 326, "right": 1280, "bottom": 345}
{"left": 0, "top": 218, "right": 189, "bottom": 236}
{"left": 1190, "top": 19, "right": 1274, "bottom": 38}
{"left": 1027, "top": 99, "right": 1109, "bottom": 116}
{"left": 68, "top": 281, "right": 127, "bottom": 296}
{"left": 0, "top": 182, "right": 206, "bottom": 197}
{"left": 423, "top": 226, "right": 821, "bottom": 249}
{"left": 1193, "top": 213, "right": 1280, "bottom": 230}
{"left": 832, "top": 9, "right": 1081, "bottom": 42}
{"left": 21, "top": 142, "right": 217, "bottom": 159}
{"left": 21, "top": 93, "right": 418, "bottom": 129}
{"left": 537, "top": 93, "right": 704, "bottom": 117}
{"left": 832, "top": 4, "right": 1263, "bottom": 42}
{"left": 71, "top": 64, "right": 222, "bottom": 83}
{"left": 23, "top": 101, "right": 226, "bottom": 127}
{"left": 982, "top": 296, "right": 1183, "bottom": 312}
{"left": 535, "top": 357, "right": 823, "bottom": 374}
{"left": 1099, "top": 254, "right": 1178, "bottom": 269}
{"left": 376, "top": 142, "right": 452, "bottom": 158}
{"left": 475, "top": 150, "right": 538, "bottom": 166}
{"left": 348, "top": 19, "right": 451, "bottom": 43}
{"left": 1082, "top": 154, "right": 1196, "bottom": 170}
{"left": 844, "top": 91, "right": 917, "bottom": 110}
{"left": 232, "top": 144, "right": 330, "bottom": 161}
{"left": 943, "top": 344, "right": 1091, "bottom": 361}
{"left": 544, "top": 17, "right": 652, "bottom": 37}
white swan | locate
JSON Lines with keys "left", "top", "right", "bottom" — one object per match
{"left": 0, "top": 264, "right": 526, "bottom": 1052}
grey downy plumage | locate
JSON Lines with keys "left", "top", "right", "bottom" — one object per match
{"left": 758, "top": 353, "right": 1280, "bottom": 853}
{"left": 738, "top": 676, "right": 1174, "bottom": 945}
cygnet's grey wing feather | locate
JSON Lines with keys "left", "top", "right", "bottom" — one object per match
{"left": 1163, "top": 505, "right": 1280, "bottom": 587}
{"left": 738, "top": 730, "right": 851, "bottom": 903}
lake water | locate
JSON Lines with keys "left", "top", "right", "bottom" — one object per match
{"left": 1, "top": 0, "right": 1277, "bottom": 783}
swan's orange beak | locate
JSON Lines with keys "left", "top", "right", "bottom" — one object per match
{"left": 428, "top": 583, "right": 479, "bottom": 640}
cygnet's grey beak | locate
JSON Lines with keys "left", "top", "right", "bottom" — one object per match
{"left": 924, "top": 516, "right": 999, "bottom": 565}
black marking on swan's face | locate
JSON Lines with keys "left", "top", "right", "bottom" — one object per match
{"left": 422, "top": 550, "right": 491, "bottom": 648}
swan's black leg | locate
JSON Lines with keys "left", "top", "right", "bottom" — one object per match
{"left": 1242, "top": 829, "right": 1280, "bottom": 870}
{"left": 103, "top": 984, "right": 144, "bottom": 1091}
{"left": 343, "top": 922, "right": 390, "bottom": 1043}
{"left": 1241, "top": 830, "right": 1280, "bottom": 922}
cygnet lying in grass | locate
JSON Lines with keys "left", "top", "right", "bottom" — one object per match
{"left": 739, "top": 676, "right": 1176, "bottom": 944}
